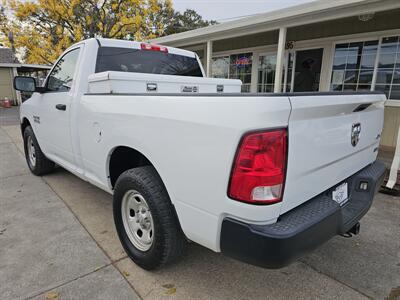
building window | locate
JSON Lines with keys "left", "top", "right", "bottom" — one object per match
{"left": 375, "top": 36, "right": 400, "bottom": 100}
{"left": 211, "top": 56, "right": 229, "bottom": 78}
{"left": 331, "top": 40, "right": 379, "bottom": 92}
{"left": 284, "top": 52, "right": 294, "bottom": 92}
{"left": 229, "top": 53, "right": 252, "bottom": 92}
{"left": 258, "top": 54, "right": 276, "bottom": 92}
{"left": 212, "top": 53, "right": 253, "bottom": 92}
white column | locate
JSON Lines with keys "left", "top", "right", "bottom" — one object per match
{"left": 319, "top": 43, "right": 334, "bottom": 91}
{"left": 206, "top": 40, "right": 213, "bottom": 77}
{"left": 274, "top": 27, "right": 287, "bottom": 93}
{"left": 12, "top": 67, "right": 22, "bottom": 105}
{"left": 251, "top": 52, "right": 259, "bottom": 93}
{"left": 386, "top": 125, "right": 400, "bottom": 189}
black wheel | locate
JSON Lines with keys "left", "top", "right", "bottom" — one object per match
{"left": 113, "top": 166, "right": 186, "bottom": 270}
{"left": 23, "top": 126, "right": 55, "bottom": 175}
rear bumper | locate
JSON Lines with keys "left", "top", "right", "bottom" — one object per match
{"left": 220, "top": 161, "right": 386, "bottom": 268}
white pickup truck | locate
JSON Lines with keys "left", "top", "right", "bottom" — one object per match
{"left": 15, "top": 38, "right": 387, "bottom": 270}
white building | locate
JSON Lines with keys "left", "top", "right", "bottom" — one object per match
{"left": 153, "top": 0, "right": 400, "bottom": 150}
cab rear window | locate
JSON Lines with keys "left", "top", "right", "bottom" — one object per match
{"left": 95, "top": 47, "right": 203, "bottom": 77}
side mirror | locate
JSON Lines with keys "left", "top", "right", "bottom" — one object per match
{"left": 13, "top": 76, "right": 37, "bottom": 93}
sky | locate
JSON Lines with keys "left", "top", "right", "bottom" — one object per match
{"left": 172, "top": 0, "right": 317, "bottom": 22}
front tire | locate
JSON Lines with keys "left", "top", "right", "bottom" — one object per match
{"left": 113, "top": 166, "right": 186, "bottom": 270}
{"left": 23, "top": 126, "right": 54, "bottom": 175}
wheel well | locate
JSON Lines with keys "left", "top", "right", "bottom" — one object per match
{"left": 21, "top": 118, "right": 31, "bottom": 135}
{"left": 109, "top": 146, "right": 152, "bottom": 188}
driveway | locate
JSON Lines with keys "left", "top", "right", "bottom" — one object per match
{"left": 1, "top": 107, "right": 399, "bottom": 299}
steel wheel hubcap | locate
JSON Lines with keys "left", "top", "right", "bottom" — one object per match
{"left": 27, "top": 136, "right": 36, "bottom": 167}
{"left": 121, "top": 190, "right": 154, "bottom": 251}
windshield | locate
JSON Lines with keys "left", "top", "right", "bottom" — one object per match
{"left": 95, "top": 47, "right": 203, "bottom": 77}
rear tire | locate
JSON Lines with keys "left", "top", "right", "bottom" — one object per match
{"left": 113, "top": 166, "right": 186, "bottom": 270}
{"left": 23, "top": 126, "right": 55, "bottom": 175}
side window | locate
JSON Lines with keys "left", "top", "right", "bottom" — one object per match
{"left": 47, "top": 48, "right": 80, "bottom": 92}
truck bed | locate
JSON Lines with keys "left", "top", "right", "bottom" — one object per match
{"left": 81, "top": 91, "right": 385, "bottom": 225}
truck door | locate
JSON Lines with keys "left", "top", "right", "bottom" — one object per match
{"left": 38, "top": 47, "right": 81, "bottom": 167}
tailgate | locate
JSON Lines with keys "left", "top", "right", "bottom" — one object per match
{"left": 282, "top": 93, "right": 386, "bottom": 214}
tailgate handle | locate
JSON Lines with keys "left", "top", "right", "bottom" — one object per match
{"left": 55, "top": 104, "right": 66, "bottom": 111}
{"left": 353, "top": 103, "right": 371, "bottom": 112}
{"left": 147, "top": 83, "right": 157, "bottom": 92}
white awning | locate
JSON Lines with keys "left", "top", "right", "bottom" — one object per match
{"left": 152, "top": 0, "right": 400, "bottom": 47}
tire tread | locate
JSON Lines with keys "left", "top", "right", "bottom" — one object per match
{"left": 23, "top": 126, "right": 54, "bottom": 175}
{"left": 114, "top": 166, "right": 186, "bottom": 269}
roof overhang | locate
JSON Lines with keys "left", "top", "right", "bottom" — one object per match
{"left": 0, "top": 63, "right": 51, "bottom": 69}
{"left": 152, "top": 0, "right": 400, "bottom": 47}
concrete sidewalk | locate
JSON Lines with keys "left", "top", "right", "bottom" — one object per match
{"left": 0, "top": 127, "right": 138, "bottom": 299}
{"left": 1, "top": 119, "right": 399, "bottom": 299}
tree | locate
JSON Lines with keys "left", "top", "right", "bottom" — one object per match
{"left": 0, "top": 1, "right": 216, "bottom": 64}
{"left": 0, "top": 0, "right": 175, "bottom": 64}
{"left": 164, "top": 9, "right": 217, "bottom": 35}
{"left": 0, "top": 6, "right": 12, "bottom": 48}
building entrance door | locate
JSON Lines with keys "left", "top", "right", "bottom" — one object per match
{"left": 293, "top": 48, "right": 324, "bottom": 92}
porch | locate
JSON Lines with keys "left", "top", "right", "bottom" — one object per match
{"left": 153, "top": 0, "right": 400, "bottom": 150}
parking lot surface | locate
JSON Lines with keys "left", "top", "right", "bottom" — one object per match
{"left": 1, "top": 107, "right": 399, "bottom": 299}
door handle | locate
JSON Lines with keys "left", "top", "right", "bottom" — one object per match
{"left": 55, "top": 104, "right": 66, "bottom": 111}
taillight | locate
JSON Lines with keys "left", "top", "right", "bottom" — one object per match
{"left": 140, "top": 43, "right": 168, "bottom": 53}
{"left": 228, "top": 129, "right": 287, "bottom": 204}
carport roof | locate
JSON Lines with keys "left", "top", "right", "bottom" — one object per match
{"left": 0, "top": 63, "right": 51, "bottom": 70}
{"left": 152, "top": 0, "right": 400, "bottom": 46}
